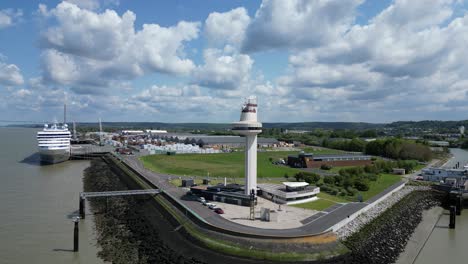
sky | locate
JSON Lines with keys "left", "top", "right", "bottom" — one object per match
{"left": 1, "top": 0, "right": 468, "bottom": 124}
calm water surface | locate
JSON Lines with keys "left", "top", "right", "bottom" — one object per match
{"left": 0, "top": 127, "right": 103, "bottom": 264}
{"left": 414, "top": 148, "right": 468, "bottom": 264}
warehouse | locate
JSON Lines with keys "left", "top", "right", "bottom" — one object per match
{"left": 155, "top": 134, "right": 279, "bottom": 148}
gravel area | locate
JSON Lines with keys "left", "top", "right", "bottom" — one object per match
{"left": 336, "top": 186, "right": 431, "bottom": 239}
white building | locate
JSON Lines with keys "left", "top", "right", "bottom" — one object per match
{"left": 258, "top": 182, "right": 320, "bottom": 205}
{"left": 422, "top": 167, "right": 468, "bottom": 182}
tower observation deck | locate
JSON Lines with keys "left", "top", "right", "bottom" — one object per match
{"left": 232, "top": 96, "right": 262, "bottom": 195}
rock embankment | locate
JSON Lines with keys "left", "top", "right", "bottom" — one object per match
{"left": 342, "top": 190, "right": 441, "bottom": 264}
{"left": 337, "top": 186, "right": 431, "bottom": 238}
{"left": 84, "top": 160, "right": 205, "bottom": 264}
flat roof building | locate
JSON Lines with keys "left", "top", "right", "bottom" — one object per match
{"left": 288, "top": 153, "right": 372, "bottom": 168}
{"left": 258, "top": 182, "right": 320, "bottom": 205}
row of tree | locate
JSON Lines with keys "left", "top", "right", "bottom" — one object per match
{"left": 365, "top": 138, "right": 432, "bottom": 161}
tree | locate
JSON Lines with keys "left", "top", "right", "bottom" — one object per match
{"left": 294, "top": 172, "right": 304, "bottom": 182}
{"left": 323, "top": 176, "right": 334, "bottom": 185}
{"left": 304, "top": 173, "right": 321, "bottom": 184}
{"left": 354, "top": 179, "right": 369, "bottom": 191}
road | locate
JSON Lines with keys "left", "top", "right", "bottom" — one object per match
{"left": 118, "top": 153, "right": 405, "bottom": 237}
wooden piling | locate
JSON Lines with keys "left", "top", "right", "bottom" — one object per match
{"left": 450, "top": 206, "right": 456, "bottom": 229}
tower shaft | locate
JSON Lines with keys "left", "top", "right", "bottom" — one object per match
{"left": 245, "top": 134, "right": 258, "bottom": 195}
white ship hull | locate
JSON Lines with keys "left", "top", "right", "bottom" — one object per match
{"left": 38, "top": 148, "right": 70, "bottom": 164}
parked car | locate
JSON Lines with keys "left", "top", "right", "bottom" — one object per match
{"left": 214, "top": 208, "right": 224, "bottom": 214}
{"left": 207, "top": 203, "right": 217, "bottom": 209}
{"left": 198, "top": 197, "right": 206, "bottom": 203}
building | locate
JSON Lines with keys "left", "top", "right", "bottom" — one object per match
{"left": 152, "top": 134, "right": 278, "bottom": 148}
{"left": 190, "top": 184, "right": 253, "bottom": 206}
{"left": 145, "top": 129, "right": 168, "bottom": 134}
{"left": 427, "top": 141, "right": 450, "bottom": 147}
{"left": 258, "top": 182, "right": 320, "bottom": 205}
{"left": 288, "top": 153, "right": 372, "bottom": 168}
{"left": 422, "top": 167, "right": 468, "bottom": 182}
{"left": 232, "top": 96, "right": 262, "bottom": 195}
{"left": 392, "top": 168, "right": 406, "bottom": 175}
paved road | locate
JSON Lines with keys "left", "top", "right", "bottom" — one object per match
{"left": 121, "top": 154, "right": 404, "bottom": 237}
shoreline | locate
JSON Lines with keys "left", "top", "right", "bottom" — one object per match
{"left": 395, "top": 206, "right": 444, "bottom": 264}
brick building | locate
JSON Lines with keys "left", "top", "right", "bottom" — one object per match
{"left": 288, "top": 153, "right": 373, "bottom": 168}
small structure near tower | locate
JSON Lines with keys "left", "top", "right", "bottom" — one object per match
{"left": 232, "top": 96, "right": 262, "bottom": 196}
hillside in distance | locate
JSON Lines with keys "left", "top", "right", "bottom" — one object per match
{"left": 10, "top": 120, "right": 468, "bottom": 133}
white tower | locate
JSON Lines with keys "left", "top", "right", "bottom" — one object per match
{"left": 232, "top": 96, "right": 262, "bottom": 195}
{"left": 460, "top": 126, "right": 465, "bottom": 135}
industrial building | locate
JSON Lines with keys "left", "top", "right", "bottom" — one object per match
{"left": 288, "top": 153, "right": 372, "bottom": 168}
{"left": 258, "top": 182, "right": 320, "bottom": 205}
{"left": 190, "top": 184, "right": 254, "bottom": 206}
{"left": 422, "top": 167, "right": 468, "bottom": 182}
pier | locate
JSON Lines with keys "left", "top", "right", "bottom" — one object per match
{"left": 79, "top": 189, "right": 160, "bottom": 219}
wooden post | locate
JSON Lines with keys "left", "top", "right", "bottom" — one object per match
{"left": 450, "top": 206, "right": 456, "bottom": 229}
{"left": 79, "top": 196, "right": 85, "bottom": 219}
{"left": 73, "top": 218, "right": 79, "bottom": 252}
{"left": 454, "top": 194, "right": 463, "bottom": 216}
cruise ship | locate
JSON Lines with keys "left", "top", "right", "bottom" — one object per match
{"left": 37, "top": 123, "right": 72, "bottom": 164}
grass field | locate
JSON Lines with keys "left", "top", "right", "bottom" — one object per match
{"left": 292, "top": 199, "right": 336, "bottom": 211}
{"left": 353, "top": 173, "right": 402, "bottom": 201}
{"left": 291, "top": 192, "right": 349, "bottom": 211}
{"left": 140, "top": 151, "right": 302, "bottom": 178}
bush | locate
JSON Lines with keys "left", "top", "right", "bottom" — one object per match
{"left": 346, "top": 187, "right": 357, "bottom": 196}
{"left": 304, "top": 172, "right": 321, "bottom": 184}
{"left": 294, "top": 172, "right": 304, "bottom": 182}
{"left": 367, "top": 174, "right": 378, "bottom": 181}
{"left": 320, "top": 164, "right": 332, "bottom": 170}
{"left": 323, "top": 176, "right": 334, "bottom": 185}
{"left": 354, "top": 179, "right": 370, "bottom": 191}
{"left": 338, "top": 192, "right": 346, "bottom": 197}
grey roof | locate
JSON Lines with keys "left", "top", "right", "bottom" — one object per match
{"left": 294, "top": 153, "right": 372, "bottom": 159}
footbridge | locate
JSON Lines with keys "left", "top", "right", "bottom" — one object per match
{"left": 79, "top": 189, "right": 160, "bottom": 219}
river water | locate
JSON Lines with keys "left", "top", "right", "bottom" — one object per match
{"left": 0, "top": 127, "right": 103, "bottom": 264}
{"left": 414, "top": 148, "right": 468, "bottom": 264}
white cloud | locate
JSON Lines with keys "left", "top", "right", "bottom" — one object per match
{"left": 0, "top": 8, "right": 22, "bottom": 29}
{"left": 205, "top": 7, "right": 250, "bottom": 47}
{"left": 0, "top": 59, "right": 24, "bottom": 86}
{"left": 270, "top": 0, "right": 468, "bottom": 122}
{"left": 193, "top": 49, "right": 253, "bottom": 90}
{"left": 242, "top": 0, "right": 363, "bottom": 52}
{"left": 39, "top": 1, "right": 200, "bottom": 93}
{"left": 65, "top": 0, "right": 100, "bottom": 11}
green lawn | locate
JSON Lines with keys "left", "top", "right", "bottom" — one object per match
{"left": 140, "top": 151, "right": 302, "bottom": 179}
{"left": 352, "top": 173, "right": 402, "bottom": 201}
{"left": 291, "top": 199, "right": 336, "bottom": 211}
